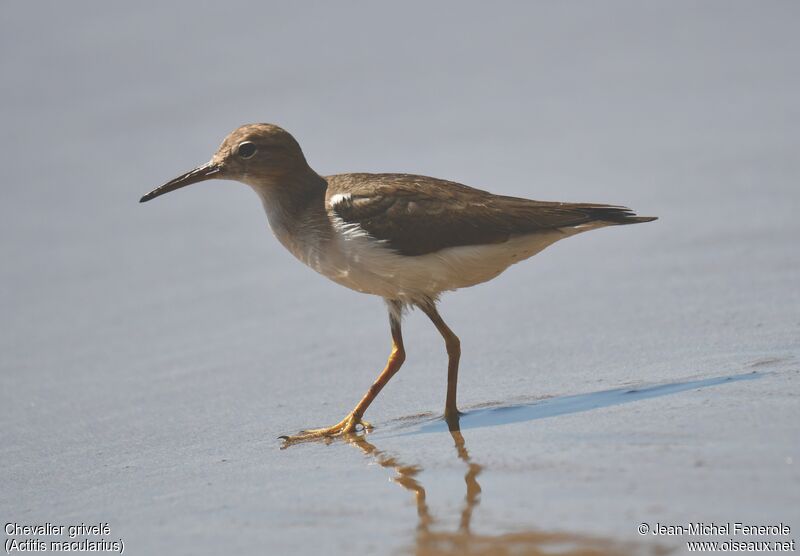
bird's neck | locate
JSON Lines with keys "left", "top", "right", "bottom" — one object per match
{"left": 249, "top": 168, "right": 330, "bottom": 248}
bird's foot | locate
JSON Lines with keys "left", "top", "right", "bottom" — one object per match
{"left": 279, "top": 413, "right": 372, "bottom": 447}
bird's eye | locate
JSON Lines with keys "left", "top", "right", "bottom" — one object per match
{"left": 237, "top": 141, "right": 257, "bottom": 159}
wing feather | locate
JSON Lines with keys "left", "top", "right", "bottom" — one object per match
{"left": 326, "top": 173, "right": 654, "bottom": 256}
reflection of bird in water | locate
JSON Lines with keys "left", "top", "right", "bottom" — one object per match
{"left": 346, "top": 423, "right": 664, "bottom": 556}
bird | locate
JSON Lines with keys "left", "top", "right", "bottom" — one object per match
{"left": 140, "top": 123, "right": 656, "bottom": 444}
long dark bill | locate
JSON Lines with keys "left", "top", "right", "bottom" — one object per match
{"left": 139, "top": 162, "right": 221, "bottom": 203}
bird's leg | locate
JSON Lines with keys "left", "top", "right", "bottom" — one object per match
{"left": 419, "top": 302, "right": 462, "bottom": 426}
{"left": 280, "top": 305, "right": 405, "bottom": 446}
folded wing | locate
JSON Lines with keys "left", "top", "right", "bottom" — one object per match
{"left": 326, "top": 173, "right": 655, "bottom": 256}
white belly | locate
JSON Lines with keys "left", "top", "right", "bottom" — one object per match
{"left": 321, "top": 231, "right": 566, "bottom": 302}
{"left": 257, "top": 190, "right": 603, "bottom": 303}
{"left": 280, "top": 221, "right": 600, "bottom": 305}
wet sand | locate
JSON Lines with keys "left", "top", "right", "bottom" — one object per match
{"left": 2, "top": 2, "right": 799, "bottom": 555}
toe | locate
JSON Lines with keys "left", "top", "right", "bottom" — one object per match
{"left": 279, "top": 414, "right": 374, "bottom": 447}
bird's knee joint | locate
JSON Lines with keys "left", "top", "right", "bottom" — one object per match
{"left": 445, "top": 336, "right": 460, "bottom": 357}
{"left": 391, "top": 347, "right": 406, "bottom": 365}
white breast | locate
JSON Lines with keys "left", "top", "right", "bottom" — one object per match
{"left": 257, "top": 187, "right": 602, "bottom": 304}
{"left": 278, "top": 218, "right": 590, "bottom": 304}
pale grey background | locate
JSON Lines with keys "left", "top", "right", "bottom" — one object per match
{"left": 2, "top": 2, "right": 798, "bottom": 555}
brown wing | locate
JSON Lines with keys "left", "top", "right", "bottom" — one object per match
{"left": 326, "top": 173, "right": 655, "bottom": 256}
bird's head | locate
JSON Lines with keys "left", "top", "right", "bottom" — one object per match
{"left": 140, "top": 123, "right": 309, "bottom": 203}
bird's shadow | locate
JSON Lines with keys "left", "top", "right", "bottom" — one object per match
{"left": 380, "top": 371, "right": 763, "bottom": 437}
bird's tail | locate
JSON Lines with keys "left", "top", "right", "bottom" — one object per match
{"left": 615, "top": 215, "right": 658, "bottom": 224}
{"left": 577, "top": 204, "right": 658, "bottom": 225}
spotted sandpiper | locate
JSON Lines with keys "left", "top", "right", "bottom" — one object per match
{"left": 141, "top": 123, "right": 656, "bottom": 443}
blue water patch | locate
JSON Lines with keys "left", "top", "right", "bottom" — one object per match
{"left": 393, "top": 371, "right": 763, "bottom": 436}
